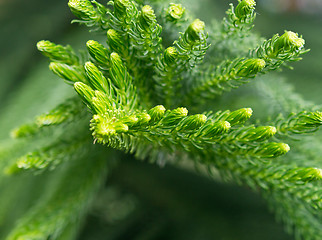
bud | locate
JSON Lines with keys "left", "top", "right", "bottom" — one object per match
{"left": 297, "top": 111, "right": 322, "bottom": 128}
{"left": 109, "top": 52, "right": 126, "bottom": 88}
{"left": 114, "top": 0, "right": 131, "bottom": 19}
{"left": 287, "top": 167, "right": 322, "bottom": 182}
{"left": 178, "top": 114, "right": 207, "bottom": 131}
{"left": 84, "top": 62, "right": 109, "bottom": 93}
{"left": 74, "top": 82, "right": 95, "bottom": 106}
{"left": 148, "top": 105, "right": 166, "bottom": 124}
{"left": 68, "top": 0, "right": 97, "bottom": 21}
{"left": 91, "top": 114, "right": 129, "bottom": 143}
{"left": 166, "top": 3, "right": 185, "bottom": 22}
{"left": 255, "top": 142, "right": 290, "bottom": 158}
{"left": 164, "top": 47, "right": 178, "bottom": 66}
{"left": 107, "top": 29, "right": 124, "bottom": 52}
{"left": 236, "top": 58, "right": 266, "bottom": 77}
{"left": 136, "top": 112, "right": 151, "bottom": 125}
{"left": 185, "top": 19, "right": 205, "bottom": 42}
{"left": 234, "top": 0, "right": 256, "bottom": 20}
{"left": 139, "top": 5, "right": 157, "bottom": 31}
{"left": 37, "top": 40, "right": 78, "bottom": 65}
{"left": 240, "top": 126, "right": 276, "bottom": 142}
{"left": 36, "top": 113, "right": 66, "bottom": 127}
{"left": 11, "top": 123, "right": 37, "bottom": 139}
{"left": 86, "top": 40, "right": 109, "bottom": 66}
{"left": 49, "top": 62, "right": 85, "bottom": 83}
{"left": 200, "top": 120, "right": 231, "bottom": 138}
{"left": 311, "top": 168, "right": 322, "bottom": 181}
{"left": 94, "top": 117, "right": 116, "bottom": 137}
{"left": 224, "top": 108, "right": 253, "bottom": 126}
{"left": 162, "top": 107, "right": 188, "bottom": 126}
{"left": 273, "top": 31, "right": 305, "bottom": 54}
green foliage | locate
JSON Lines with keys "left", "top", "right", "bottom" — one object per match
{"left": 0, "top": 0, "right": 321, "bottom": 240}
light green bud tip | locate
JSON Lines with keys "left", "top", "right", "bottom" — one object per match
{"left": 37, "top": 40, "right": 52, "bottom": 51}
{"left": 312, "top": 168, "right": 322, "bottom": 180}
{"left": 49, "top": 62, "right": 84, "bottom": 83}
{"left": 299, "top": 168, "right": 322, "bottom": 181}
{"left": 162, "top": 107, "right": 188, "bottom": 126}
{"left": 220, "top": 121, "right": 231, "bottom": 131}
{"left": 91, "top": 115, "right": 129, "bottom": 143}
{"left": 174, "top": 107, "right": 188, "bottom": 117}
{"left": 86, "top": 40, "right": 109, "bottom": 65}
{"left": 136, "top": 112, "right": 151, "bottom": 125}
{"left": 274, "top": 31, "right": 305, "bottom": 53}
{"left": 267, "top": 126, "right": 277, "bottom": 135}
{"left": 114, "top": 0, "right": 131, "bottom": 18}
{"left": 86, "top": 40, "right": 97, "bottom": 48}
{"left": 195, "top": 114, "right": 207, "bottom": 123}
{"left": 164, "top": 47, "right": 178, "bottom": 65}
{"left": 186, "top": 19, "right": 205, "bottom": 42}
{"left": 37, "top": 40, "right": 77, "bottom": 65}
{"left": 225, "top": 108, "right": 253, "bottom": 125}
{"left": 107, "top": 29, "right": 123, "bottom": 50}
{"left": 86, "top": 40, "right": 105, "bottom": 53}
{"left": 74, "top": 82, "right": 94, "bottom": 104}
{"left": 96, "top": 119, "right": 116, "bottom": 136}
{"left": 300, "top": 111, "right": 322, "bottom": 127}
{"left": 68, "top": 0, "right": 95, "bottom": 20}
{"left": 107, "top": 29, "right": 120, "bottom": 42}
{"left": 148, "top": 105, "right": 166, "bottom": 123}
{"left": 242, "top": 126, "right": 276, "bottom": 141}
{"left": 141, "top": 5, "right": 156, "bottom": 23}
{"left": 85, "top": 61, "right": 97, "bottom": 71}
{"left": 235, "top": 0, "right": 256, "bottom": 19}
{"left": 11, "top": 124, "right": 37, "bottom": 139}
{"left": 237, "top": 58, "right": 266, "bottom": 77}
{"left": 84, "top": 62, "right": 107, "bottom": 92}
{"left": 201, "top": 121, "right": 231, "bottom": 138}
{"left": 167, "top": 3, "right": 185, "bottom": 21}
{"left": 68, "top": 0, "right": 81, "bottom": 8}
{"left": 257, "top": 142, "right": 290, "bottom": 158}
{"left": 110, "top": 52, "right": 123, "bottom": 68}
{"left": 180, "top": 114, "right": 207, "bottom": 131}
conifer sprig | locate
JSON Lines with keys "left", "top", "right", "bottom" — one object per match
{"left": 250, "top": 31, "right": 308, "bottom": 70}
{"left": 154, "top": 18, "right": 209, "bottom": 106}
{"left": 12, "top": 98, "right": 85, "bottom": 139}
{"left": 5, "top": 150, "right": 109, "bottom": 240}
{"left": 184, "top": 57, "right": 266, "bottom": 101}
{"left": 223, "top": 0, "right": 256, "bottom": 33}
{"left": 275, "top": 111, "right": 322, "bottom": 137}
{"left": 7, "top": 139, "right": 88, "bottom": 174}
{"left": 68, "top": 0, "right": 110, "bottom": 30}
{"left": 4, "top": 0, "right": 320, "bottom": 240}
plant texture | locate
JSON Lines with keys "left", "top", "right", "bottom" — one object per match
{"left": 0, "top": 0, "right": 321, "bottom": 239}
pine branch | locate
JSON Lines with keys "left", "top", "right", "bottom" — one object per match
{"left": 5, "top": 149, "right": 109, "bottom": 240}
{"left": 6, "top": 138, "right": 89, "bottom": 174}
{"left": 11, "top": 97, "right": 85, "bottom": 139}
{"left": 68, "top": 0, "right": 110, "bottom": 31}
{"left": 223, "top": 0, "right": 256, "bottom": 34}
{"left": 3, "top": 0, "right": 320, "bottom": 239}
{"left": 250, "top": 31, "right": 309, "bottom": 71}
{"left": 154, "top": 18, "right": 209, "bottom": 107}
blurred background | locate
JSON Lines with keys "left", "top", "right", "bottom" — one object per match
{"left": 0, "top": 0, "right": 321, "bottom": 239}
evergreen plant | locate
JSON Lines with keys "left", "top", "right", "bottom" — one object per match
{"left": 0, "top": 0, "right": 321, "bottom": 239}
